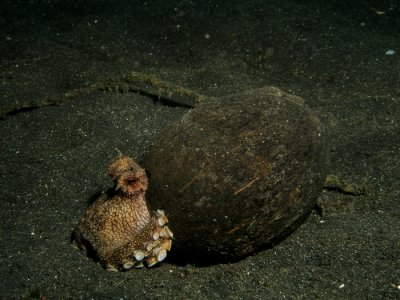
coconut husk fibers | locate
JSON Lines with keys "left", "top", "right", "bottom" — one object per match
{"left": 145, "top": 86, "right": 328, "bottom": 260}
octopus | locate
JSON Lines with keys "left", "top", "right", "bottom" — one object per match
{"left": 73, "top": 154, "right": 173, "bottom": 271}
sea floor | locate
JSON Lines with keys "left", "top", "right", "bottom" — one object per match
{"left": 0, "top": 0, "right": 399, "bottom": 299}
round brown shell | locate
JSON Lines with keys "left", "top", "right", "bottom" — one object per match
{"left": 145, "top": 86, "right": 328, "bottom": 260}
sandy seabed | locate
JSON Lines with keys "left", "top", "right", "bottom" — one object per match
{"left": 0, "top": 0, "right": 399, "bottom": 299}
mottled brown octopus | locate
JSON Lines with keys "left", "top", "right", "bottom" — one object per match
{"left": 73, "top": 155, "right": 173, "bottom": 271}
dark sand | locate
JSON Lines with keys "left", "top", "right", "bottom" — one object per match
{"left": 0, "top": 0, "right": 399, "bottom": 299}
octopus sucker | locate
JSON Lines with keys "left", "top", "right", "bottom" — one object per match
{"left": 73, "top": 155, "right": 173, "bottom": 271}
{"left": 122, "top": 259, "right": 135, "bottom": 269}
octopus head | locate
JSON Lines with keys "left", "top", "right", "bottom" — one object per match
{"left": 108, "top": 156, "right": 148, "bottom": 195}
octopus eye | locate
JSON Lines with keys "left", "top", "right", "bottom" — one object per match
{"left": 125, "top": 176, "right": 141, "bottom": 190}
{"left": 126, "top": 177, "right": 138, "bottom": 185}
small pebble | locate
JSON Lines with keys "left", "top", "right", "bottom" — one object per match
{"left": 385, "top": 49, "right": 396, "bottom": 55}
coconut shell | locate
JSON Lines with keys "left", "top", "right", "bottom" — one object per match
{"left": 145, "top": 86, "right": 328, "bottom": 260}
